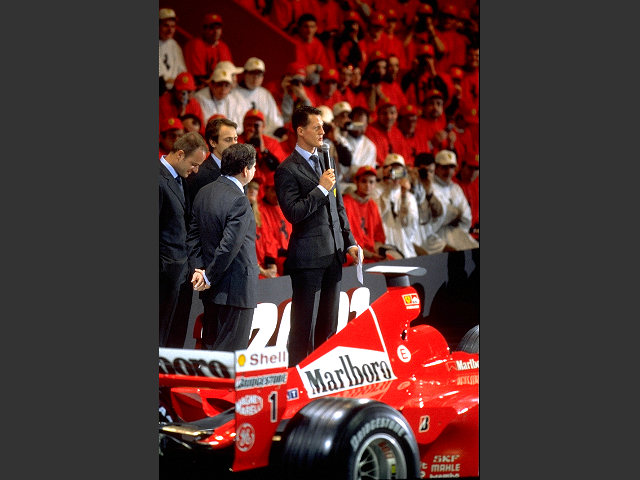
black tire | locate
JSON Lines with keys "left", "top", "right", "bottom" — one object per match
{"left": 277, "top": 397, "right": 420, "bottom": 480}
{"left": 457, "top": 325, "right": 479, "bottom": 353}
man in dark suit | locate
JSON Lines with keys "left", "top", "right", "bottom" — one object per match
{"left": 275, "top": 105, "right": 362, "bottom": 367}
{"left": 188, "top": 143, "right": 260, "bottom": 351}
{"left": 159, "top": 132, "right": 209, "bottom": 347}
{"left": 185, "top": 116, "right": 238, "bottom": 205}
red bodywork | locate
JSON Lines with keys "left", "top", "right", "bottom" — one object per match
{"left": 159, "top": 269, "right": 478, "bottom": 478}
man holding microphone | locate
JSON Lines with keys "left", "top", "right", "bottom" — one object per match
{"left": 274, "top": 105, "right": 362, "bottom": 367}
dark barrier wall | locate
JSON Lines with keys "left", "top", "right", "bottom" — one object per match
{"left": 183, "top": 249, "right": 479, "bottom": 349}
{"left": 164, "top": 1, "right": 297, "bottom": 84}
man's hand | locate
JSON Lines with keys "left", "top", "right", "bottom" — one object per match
{"left": 319, "top": 168, "right": 336, "bottom": 191}
{"left": 434, "top": 129, "right": 448, "bottom": 145}
{"left": 260, "top": 264, "right": 278, "bottom": 278}
{"left": 347, "top": 245, "right": 362, "bottom": 264}
{"left": 191, "top": 269, "right": 210, "bottom": 291}
{"left": 291, "top": 83, "right": 308, "bottom": 100}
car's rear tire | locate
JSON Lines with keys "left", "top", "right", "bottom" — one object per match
{"left": 457, "top": 325, "right": 479, "bottom": 353}
{"left": 278, "top": 397, "right": 420, "bottom": 480}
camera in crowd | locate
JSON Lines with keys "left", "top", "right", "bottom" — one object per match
{"left": 389, "top": 165, "right": 407, "bottom": 180}
{"left": 246, "top": 130, "right": 261, "bottom": 149}
{"left": 345, "top": 121, "right": 365, "bottom": 132}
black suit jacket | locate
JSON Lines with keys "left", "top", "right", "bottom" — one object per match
{"left": 159, "top": 163, "right": 191, "bottom": 282}
{"left": 274, "top": 148, "right": 356, "bottom": 271}
{"left": 187, "top": 176, "right": 259, "bottom": 308}
{"left": 185, "top": 153, "right": 221, "bottom": 205}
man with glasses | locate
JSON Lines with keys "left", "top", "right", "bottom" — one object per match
{"left": 184, "top": 13, "right": 234, "bottom": 90}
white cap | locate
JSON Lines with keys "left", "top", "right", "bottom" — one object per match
{"left": 434, "top": 150, "right": 457, "bottom": 166}
{"left": 384, "top": 153, "right": 405, "bottom": 167}
{"left": 317, "top": 105, "right": 334, "bottom": 124}
{"left": 216, "top": 61, "right": 244, "bottom": 75}
{"left": 333, "top": 101, "right": 352, "bottom": 117}
{"left": 159, "top": 8, "right": 176, "bottom": 20}
{"left": 211, "top": 67, "right": 234, "bottom": 84}
{"left": 243, "top": 57, "right": 265, "bottom": 72}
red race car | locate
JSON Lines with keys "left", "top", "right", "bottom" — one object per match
{"left": 159, "top": 266, "right": 479, "bottom": 479}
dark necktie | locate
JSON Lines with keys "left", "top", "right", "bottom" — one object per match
{"left": 175, "top": 175, "right": 185, "bottom": 202}
{"left": 309, "top": 154, "right": 322, "bottom": 177}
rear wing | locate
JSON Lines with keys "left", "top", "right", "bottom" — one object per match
{"left": 159, "top": 347, "right": 236, "bottom": 387}
{"left": 159, "top": 346, "right": 290, "bottom": 472}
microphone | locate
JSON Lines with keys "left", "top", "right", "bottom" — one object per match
{"left": 320, "top": 142, "right": 332, "bottom": 171}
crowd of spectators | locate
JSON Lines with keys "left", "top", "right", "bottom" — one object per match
{"left": 159, "top": 0, "right": 480, "bottom": 279}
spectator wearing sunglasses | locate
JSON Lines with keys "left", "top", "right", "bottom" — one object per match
{"left": 184, "top": 13, "right": 234, "bottom": 91}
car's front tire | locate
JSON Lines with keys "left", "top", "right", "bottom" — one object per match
{"left": 277, "top": 397, "right": 420, "bottom": 480}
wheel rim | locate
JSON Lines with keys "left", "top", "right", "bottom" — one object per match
{"left": 353, "top": 433, "right": 407, "bottom": 480}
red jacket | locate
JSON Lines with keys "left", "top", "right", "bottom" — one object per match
{"left": 342, "top": 192, "right": 386, "bottom": 264}
{"left": 365, "top": 122, "right": 406, "bottom": 166}
{"left": 257, "top": 197, "right": 292, "bottom": 276}
{"left": 183, "top": 37, "right": 233, "bottom": 82}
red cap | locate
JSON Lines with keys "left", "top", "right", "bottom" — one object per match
{"left": 321, "top": 67, "right": 339, "bottom": 82}
{"left": 203, "top": 13, "right": 223, "bottom": 25}
{"left": 355, "top": 165, "right": 377, "bottom": 179}
{"left": 174, "top": 72, "right": 196, "bottom": 91}
{"left": 459, "top": 101, "right": 479, "bottom": 124}
{"left": 426, "top": 89, "right": 444, "bottom": 101}
{"left": 464, "top": 153, "right": 479, "bottom": 167}
{"left": 399, "top": 104, "right": 419, "bottom": 117}
{"left": 244, "top": 108, "right": 265, "bottom": 123}
{"left": 286, "top": 62, "right": 307, "bottom": 79}
{"left": 450, "top": 66, "right": 464, "bottom": 80}
{"left": 160, "top": 116, "right": 184, "bottom": 133}
{"left": 376, "top": 101, "right": 396, "bottom": 112}
{"left": 417, "top": 44, "right": 435, "bottom": 58}
{"left": 344, "top": 11, "right": 363, "bottom": 26}
{"left": 442, "top": 5, "right": 458, "bottom": 17}
{"left": 369, "top": 50, "right": 386, "bottom": 62}
{"left": 386, "top": 9, "right": 398, "bottom": 20}
{"left": 370, "top": 12, "right": 386, "bottom": 27}
{"left": 418, "top": 4, "right": 434, "bottom": 15}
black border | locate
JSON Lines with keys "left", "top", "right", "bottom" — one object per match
{"left": 6, "top": 1, "right": 158, "bottom": 478}
{"left": 10, "top": 0, "right": 631, "bottom": 478}
{"left": 479, "top": 1, "right": 633, "bottom": 477}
